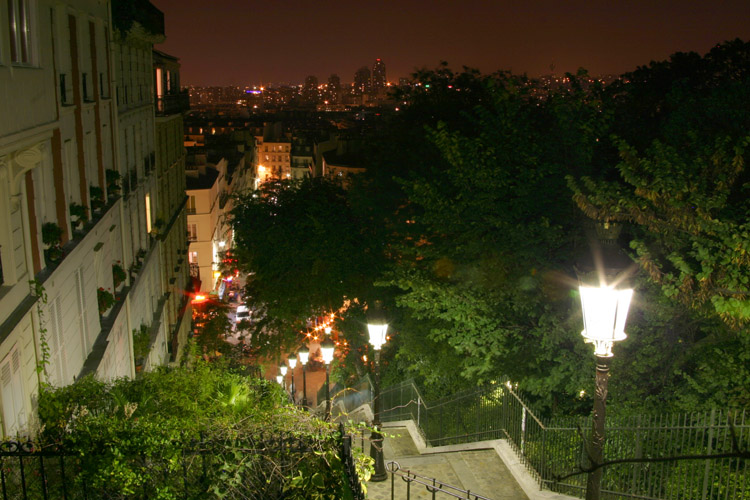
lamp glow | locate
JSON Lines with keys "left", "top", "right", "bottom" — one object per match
{"left": 579, "top": 286, "right": 633, "bottom": 358}
{"left": 279, "top": 365, "right": 288, "bottom": 376}
{"left": 298, "top": 346, "right": 310, "bottom": 365}
{"left": 320, "top": 339, "right": 335, "bottom": 365}
{"left": 287, "top": 355, "right": 297, "bottom": 369}
{"left": 367, "top": 322, "right": 388, "bottom": 351}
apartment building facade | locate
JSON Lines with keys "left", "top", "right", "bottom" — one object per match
{"left": 0, "top": 0, "right": 188, "bottom": 437}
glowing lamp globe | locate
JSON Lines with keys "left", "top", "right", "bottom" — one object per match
{"left": 298, "top": 346, "right": 310, "bottom": 365}
{"left": 579, "top": 285, "right": 633, "bottom": 357}
{"left": 287, "top": 354, "right": 297, "bottom": 369}
{"left": 367, "top": 322, "right": 389, "bottom": 351}
{"left": 279, "top": 364, "right": 288, "bottom": 377}
{"left": 320, "top": 338, "right": 335, "bottom": 365}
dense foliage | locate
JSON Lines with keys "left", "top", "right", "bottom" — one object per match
{"left": 36, "top": 363, "right": 368, "bottom": 499}
{"left": 230, "top": 40, "right": 750, "bottom": 414}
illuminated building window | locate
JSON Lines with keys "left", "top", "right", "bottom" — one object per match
{"left": 145, "top": 193, "right": 152, "bottom": 233}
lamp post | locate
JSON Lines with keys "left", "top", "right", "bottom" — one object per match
{"left": 367, "top": 314, "right": 389, "bottom": 482}
{"left": 287, "top": 354, "right": 297, "bottom": 403}
{"left": 298, "top": 346, "right": 309, "bottom": 408}
{"left": 279, "top": 364, "right": 288, "bottom": 394}
{"left": 320, "top": 338, "right": 335, "bottom": 421}
{"left": 579, "top": 285, "right": 633, "bottom": 500}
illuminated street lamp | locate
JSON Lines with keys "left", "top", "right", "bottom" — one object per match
{"left": 279, "top": 364, "right": 288, "bottom": 393}
{"left": 287, "top": 354, "right": 297, "bottom": 403}
{"left": 320, "top": 338, "right": 336, "bottom": 421}
{"left": 579, "top": 285, "right": 633, "bottom": 500}
{"left": 367, "top": 311, "right": 389, "bottom": 482}
{"left": 275, "top": 373, "right": 283, "bottom": 385}
{"left": 298, "top": 346, "right": 310, "bottom": 408}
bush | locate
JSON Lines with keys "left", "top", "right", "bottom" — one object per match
{"left": 35, "top": 363, "right": 370, "bottom": 499}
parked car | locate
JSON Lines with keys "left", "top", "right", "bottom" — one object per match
{"left": 235, "top": 305, "right": 250, "bottom": 324}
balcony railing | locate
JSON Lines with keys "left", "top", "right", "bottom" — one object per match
{"left": 155, "top": 91, "right": 190, "bottom": 116}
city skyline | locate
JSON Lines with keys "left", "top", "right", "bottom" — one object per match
{"left": 152, "top": 0, "right": 750, "bottom": 87}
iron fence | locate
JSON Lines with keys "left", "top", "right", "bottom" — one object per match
{"left": 340, "top": 423, "right": 367, "bottom": 500}
{"left": 0, "top": 429, "right": 366, "bottom": 499}
{"left": 318, "top": 374, "right": 375, "bottom": 418}
{"left": 385, "top": 460, "right": 493, "bottom": 500}
{"left": 377, "top": 380, "right": 749, "bottom": 500}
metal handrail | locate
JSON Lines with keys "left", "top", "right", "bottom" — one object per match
{"left": 386, "top": 461, "right": 493, "bottom": 500}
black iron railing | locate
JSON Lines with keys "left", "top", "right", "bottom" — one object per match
{"left": 339, "top": 423, "right": 366, "bottom": 500}
{"left": 155, "top": 92, "right": 190, "bottom": 116}
{"left": 376, "top": 380, "right": 750, "bottom": 500}
{"left": 385, "top": 461, "right": 492, "bottom": 500}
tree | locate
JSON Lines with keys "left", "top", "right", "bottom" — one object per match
{"left": 376, "top": 70, "right": 610, "bottom": 412}
{"left": 569, "top": 40, "right": 750, "bottom": 325}
{"left": 229, "top": 176, "right": 386, "bottom": 353}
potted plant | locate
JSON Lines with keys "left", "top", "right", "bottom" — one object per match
{"left": 90, "top": 185, "right": 105, "bottom": 213}
{"left": 97, "top": 287, "right": 115, "bottom": 315}
{"left": 41, "top": 222, "right": 63, "bottom": 249}
{"left": 112, "top": 261, "right": 126, "bottom": 289}
{"left": 106, "top": 169, "right": 121, "bottom": 197}
{"left": 133, "top": 324, "right": 151, "bottom": 369}
{"left": 69, "top": 202, "right": 89, "bottom": 231}
{"left": 42, "top": 222, "right": 64, "bottom": 266}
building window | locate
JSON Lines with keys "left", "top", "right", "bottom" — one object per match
{"left": 59, "top": 74, "right": 69, "bottom": 105}
{"left": 0, "top": 346, "right": 26, "bottom": 436}
{"left": 8, "top": 0, "right": 33, "bottom": 65}
{"left": 145, "top": 193, "right": 152, "bottom": 233}
{"left": 187, "top": 195, "right": 196, "bottom": 215}
{"left": 188, "top": 250, "right": 198, "bottom": 263}
{"left": 187, "top": 224, "right": 197, "bottom": 241}
{"left": 82, "top": 72, "right": 90, "bottom": 101}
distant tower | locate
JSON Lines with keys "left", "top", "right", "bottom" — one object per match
{"left": 372, "top": 58, "right": 386, "bottom": 95}
{"left": 303, "top": 75, "right": 319, "bottom": 104}
{"left": 327, "top": 74, "right": 341, "bottom": 104}
{"left": 354, "top": 66, "right": 371, "bottom": 96}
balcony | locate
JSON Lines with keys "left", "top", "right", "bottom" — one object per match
{"left": 155, "top": 91, "right": 190, "bottom": 116}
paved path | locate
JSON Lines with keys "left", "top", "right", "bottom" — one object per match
{"left": 364, "top": 427, "right": 529, "bottom": 500}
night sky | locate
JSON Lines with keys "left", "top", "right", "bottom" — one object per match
{"left": 151, "top": 0, "right": 750, "bottom": 87}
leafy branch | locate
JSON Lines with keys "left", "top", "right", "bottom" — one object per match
{"left": 29, "top": 279, "right": 50, "bottom": 384}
